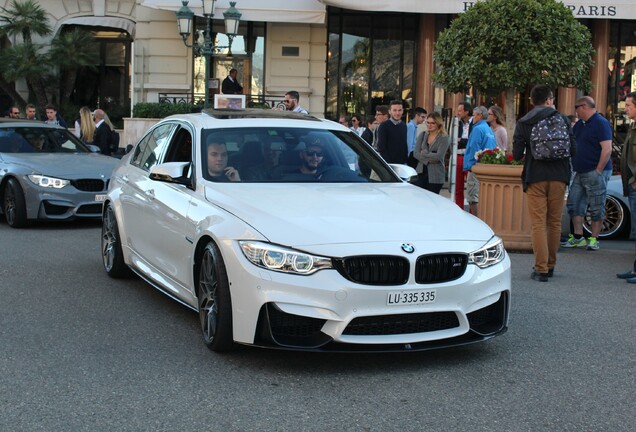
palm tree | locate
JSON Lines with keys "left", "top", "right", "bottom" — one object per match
{"left": 0, "top": 0, "right": 53, "bottom": 107}
{"left": 0, "top": 41, "right": 51, "bottom": 108}
{"left": 49, "top": 28, "right": 98, "bottom": 107}
{"left": 0, "top": 0, "right": 51, "bottom": 43}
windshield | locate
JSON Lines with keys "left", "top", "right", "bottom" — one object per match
{"left": 0, "top": 127, "right": 90, "bottom": 154}
{"left": 201, "top": 127, "right": 400, "bottom": 183}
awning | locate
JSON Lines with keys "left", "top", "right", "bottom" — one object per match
{"left": 57, "top": 16, "right": 137, "bottom": 38}
{"left": 319, "top": 0, "right": 636, "bottom": 20}
{"left": 141, "top": 0, "right": 326, "bottom": 24}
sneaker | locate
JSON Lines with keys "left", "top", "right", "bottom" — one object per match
{"left": 561, "top": 234, "right": 587, "bottom": 248}
{"left": 617, "top": 270, "right": 636, "bottom": 279}
{"left": 533, "top": 267, "right": 554, "bottom": 277}
{"left": 531, "top": 271, "right": 549, "bottom": 282}
{"left": 586, "top": 237, "right": 599, "bottom": 251}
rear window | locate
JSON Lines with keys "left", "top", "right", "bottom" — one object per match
{"left": 200, "top": 127, "right": 399, "bottom": 183}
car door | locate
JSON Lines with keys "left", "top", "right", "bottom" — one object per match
{"left": 138, "top": 124, "right": 198, "bottom": 293}
{"left": 120, "top": 122, "right": 176, "bottom": 262}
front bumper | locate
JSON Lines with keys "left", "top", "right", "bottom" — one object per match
{"left": 224, "top": 241, "right": 511, "bottom": 351}
{"left": 21, "top": 178, "right": 108, "bottom": 221}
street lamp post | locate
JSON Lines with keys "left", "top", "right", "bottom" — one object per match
{"left": 176, "top": 0, "right": 242, "bottom": 109}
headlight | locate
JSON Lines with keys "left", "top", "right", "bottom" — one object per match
{"left": 27, "top": 174, "right": 70, "bottom": 189}
{"left": 239, "top": 241, "right": 333, "bottom": 275}
{"left": 468, "top": 236, "right": 505, "bottom": 268}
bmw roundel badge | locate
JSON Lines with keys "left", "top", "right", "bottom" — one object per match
{"left": 401, "top": 243, "right": 415, "bottom": 254}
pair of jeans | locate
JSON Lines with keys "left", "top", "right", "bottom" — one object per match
{"left": 567, "top": 170, "right": 611, "bottom": 220}
{"left": 526, "top": 181, "right": 567, "bottom": 273}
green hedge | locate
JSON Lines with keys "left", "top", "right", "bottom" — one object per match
{"left": 132, "top": 102, "right": 201, "bottom": 118}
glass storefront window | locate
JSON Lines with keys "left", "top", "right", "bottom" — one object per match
{"left": 327, "top": 8, "right": 418, "bottom": 120}
{"left": 341, "top": 14, "right": 370, "bottom": 116}
{"left": 608, "top": 21, "right": 636, "bottom": 143}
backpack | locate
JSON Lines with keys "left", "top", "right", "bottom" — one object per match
{"left": 529, "top": 112, "right": 571, "bottom": 160}
{"left": 109, "top": 128, "right": 120, "bottom": 153}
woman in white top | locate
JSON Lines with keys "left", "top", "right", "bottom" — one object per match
{"left": 349, "top": 114, "right": 366, "bottom": 137}
{"left": 487, "top": 105, "right": 508, "bottom": 151}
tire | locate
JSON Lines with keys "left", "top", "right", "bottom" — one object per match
{"left": 197, "top": 242, "right": 234, "bottom": 352}
{"left": 583, "top": 195, "right": 627, "bottom": 239}
{"left": 2, "top": 178, "right": 29, "bottom": 228}
{"left": 101, "top": 203, "right": 131, "bottom": 278}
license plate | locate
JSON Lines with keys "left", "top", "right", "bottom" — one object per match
{"left": 95, "top": 194, "right": 107, "bottom": 202}
{"left": 387, "top": 290, "right": 436, "bottom": 306}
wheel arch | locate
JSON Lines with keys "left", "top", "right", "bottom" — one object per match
{"left": 0, "top": 175, "right": 19, "bottom": 212}
{"left": 193, "top": 234, "right": 216, "bottom": 299}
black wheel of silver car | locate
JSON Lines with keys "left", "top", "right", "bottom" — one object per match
{"left": 101, "top": 203, "right": 130, "bottom": 278}
{"left": 3, "top": 178, "right": 28, "bottom": 228}
{"left": 583, "top": 195, "right": 626, "bottom": 239}
{"left": 197, "top": 242, "right": 234, "bottom": 352}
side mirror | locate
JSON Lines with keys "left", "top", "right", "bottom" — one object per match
{"left": 86, "top": 144, "right": 101, "bottom": 153}
{"left": 149, "top": 161, "right": 191, "bottom": 185}
{"left": 125, "top": 144, "right": 133, "bottom": 154}
{"left": 388, "top": 164, "right": 418, "bottom": 182}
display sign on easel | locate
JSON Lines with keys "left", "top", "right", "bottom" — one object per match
{"left": 214, "top": 94, "right": 246, "bottom": 109}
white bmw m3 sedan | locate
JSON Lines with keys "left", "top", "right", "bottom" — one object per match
{"left": 101, "top": 108, "right": 510, "bottom": 352}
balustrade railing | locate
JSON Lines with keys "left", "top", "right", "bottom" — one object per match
{"left": 158, "top": 92, "right": 287, "bottom": 110}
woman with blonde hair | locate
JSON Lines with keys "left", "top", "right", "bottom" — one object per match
{"left": 487, "top": 105, "right": 508, "bottom": 151}
{"left": 76, "top": 106, "right": 96, "bottom": 145}
{"left": 413, "top": 112, "right": 450, "bottom": 194}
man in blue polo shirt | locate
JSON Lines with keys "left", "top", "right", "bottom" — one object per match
{"left": 562, "top": 96, "right": 613, "bottom": 251}
{"left": 464, "top": 105, "right": 496, "bottom": 216}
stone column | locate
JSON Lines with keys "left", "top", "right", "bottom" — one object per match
{"left": 557, "top": 87, "right": 577, "bottom": 117}
{"left": 590, "top": 19, "right": 610, "bottom": 117}
{"left": 416, "top": 14, "right": 436, "bottom": 111}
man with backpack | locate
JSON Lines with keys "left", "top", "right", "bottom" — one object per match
{"left": 561, "top": 96, "right": 613, "bottom": 251}
{"left": 513, "top": 85, "right": 576, "bottom": 282}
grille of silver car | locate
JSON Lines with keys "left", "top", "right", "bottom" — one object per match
{"left": 333, "top": 255, "right": 409, "bottom": 285}
{"left": 72, "top": 179, "right": 106, "bottom": 192}
{"left": 343, "top": 312, "right": 460, "bottom": 336}
{"left": 415, "top": 254, "right": 468, "bottom": 284}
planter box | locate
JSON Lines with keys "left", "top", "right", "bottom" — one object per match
{"left": 472, "top": 163, "right": 532, "bottom": 252}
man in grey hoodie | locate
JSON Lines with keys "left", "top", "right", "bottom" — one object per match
{"left": 512, "top": 85, "right": 576, "bottom": 282}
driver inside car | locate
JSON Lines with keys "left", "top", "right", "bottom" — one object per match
{"left": 298, "top": 139, "right": 325, "bottom": 175}
{"left": 207, "top": 141, "right": 241, "bottom": 182}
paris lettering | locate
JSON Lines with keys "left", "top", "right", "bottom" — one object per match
{"left": 462, "top": 2, "right": 617, "bottom": 18}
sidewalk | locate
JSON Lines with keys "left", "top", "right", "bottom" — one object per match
{"left": 509, "top": 238, "right": 635, "bottom": 285}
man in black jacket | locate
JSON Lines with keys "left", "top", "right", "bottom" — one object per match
{"left": 376, "top": 100, "right": 407, "bottom": 164}
{"left": 513, "top": 85, "right": 576, "bottom": 282}
{"left": 221, "top": 68, "right": 243, "bottom": 94}
{"left": 93, "top": 109, "right": 112, "bottom": 156}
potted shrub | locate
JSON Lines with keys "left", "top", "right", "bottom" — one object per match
{"left": 472, "top": 149, "right": 531, "bottom": 251}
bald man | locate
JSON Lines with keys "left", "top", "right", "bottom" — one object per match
{"left": 562, "top": 96, "right": 613, "bottom": 251}
{"left": 93, "top": 109, "right": 113, "bottom": 156}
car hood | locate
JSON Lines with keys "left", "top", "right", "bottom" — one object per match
{"left": 204, "top": 183, "right": 494, "bottom": 246}
{"left": 1, "top": 153, "right": 119, "bottom": 179}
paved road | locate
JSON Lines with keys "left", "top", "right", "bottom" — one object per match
{"left": 1, "top": 219, "right": 634, "bottom": 431}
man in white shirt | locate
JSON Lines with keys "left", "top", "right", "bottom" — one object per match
{"left": 284, "top": 90, "right": 308, "bottom": 114}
